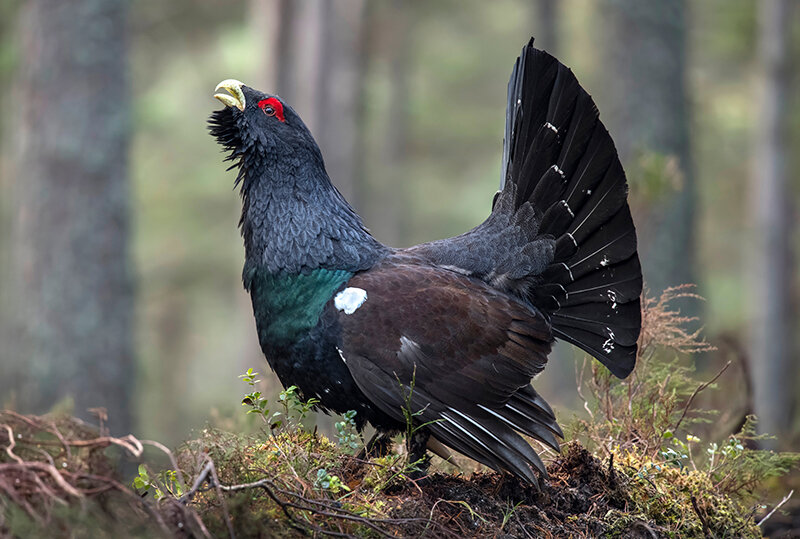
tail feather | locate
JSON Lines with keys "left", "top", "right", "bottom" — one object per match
{"left": 561, "top": 255, "right": 643, "bottom": 306}
{"left": 499, "top": 39, "right": 642, "bottom": 378}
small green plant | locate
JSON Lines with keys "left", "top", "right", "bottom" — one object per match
{"left": 278, "top": 385, "right": 319, "bottom": 425}
{"left": 239, "top": 368, "right": 281, "bottom": 427}
{"left": 240, "top": 370, "right": 323, "bottom": 431}
{"left": 335, "top": 410, "right": 360, "bottom": 453}
{"left": 132, "top": 464, "right": 155, "bottom": 496}
{"left": 315, "top": 468, "right": 350, "bottom": 494}
{"left": 398, "top": 368, "right": 425, "bottom": 444}
{"left": 500, "top": 500, "right": 523, "bottom": 530}
{"left": 158, "top": 469, "right": 184, "bottom": 498}
{"left": 132, "top": 465, "right": 184, "bottom": 501}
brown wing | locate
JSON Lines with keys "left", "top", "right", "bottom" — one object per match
{"left": 334, "top": 261, "right": 561, "bottom": 483}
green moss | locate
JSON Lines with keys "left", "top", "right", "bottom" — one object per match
{"left": 614, "top": 450, "right": 763, "bottom": 538}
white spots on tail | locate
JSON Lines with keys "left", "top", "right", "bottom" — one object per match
{"left": 552, "top": 165, "right": 565, "bottom": 178}
{"left": 544, "top": 122, "right": 558, "bottom": 133}
{"left": 602, "top": 328, "right": 616, "bottom": 353}
{"left": 566, "top": 232, "right": 578, "bottom": 248}
{"left": 600, "top": 256, "right": 610, "bottom": 267}
{"left": 334, "top": 287, "right": 367, "bottom": 315}
{"left": 562, "top": 200, "right": 575, "bottom": 218}
{"left": 561, "top": 262, "right": 574, "bottom": 282}
{"left": 608, "top": 290, "right": 619, "bottom": 311}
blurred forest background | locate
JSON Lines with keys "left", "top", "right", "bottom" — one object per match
{"left": 0, "top": 0, "right": 798, "bottom": 458}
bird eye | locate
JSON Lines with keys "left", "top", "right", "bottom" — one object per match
{"left": 257, "top": 98, "right": 286, "bottom": 122}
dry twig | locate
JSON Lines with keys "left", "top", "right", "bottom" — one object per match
{"left": 674, "top": 361, "right": 731, "bottom": 432}
{"left": 757, "top": 489, "right": 794, "bottom": 527}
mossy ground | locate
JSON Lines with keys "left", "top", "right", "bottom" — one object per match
{"left": 0, "top": 410, "right": 793, "bottom": 538}
{"left": 2, "top": 288, "right": 798, "bottom": 537}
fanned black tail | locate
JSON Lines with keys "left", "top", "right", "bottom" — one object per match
{"left": 497, "top": 39, "right": 642, "bottom": 378}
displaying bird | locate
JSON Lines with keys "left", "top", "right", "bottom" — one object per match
{"left": 210, "top": 38, "right": 642, "bottom": 485}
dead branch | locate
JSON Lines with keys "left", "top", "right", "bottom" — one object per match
{"left": 1, "top": 424, "right": 23, "bottom": 464}
{"left": 0, "top": 462, "right": 83, "bottom": 499}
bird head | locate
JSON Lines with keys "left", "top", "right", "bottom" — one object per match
{"left": 209, "top": 79, "right": 322, "bottom": 186}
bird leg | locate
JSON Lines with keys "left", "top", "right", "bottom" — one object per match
{"left": 357, "top": 431, "right": 394, "bottom": 460}
{"left": 406, "top": 428, "right": 431, "bottom": 480}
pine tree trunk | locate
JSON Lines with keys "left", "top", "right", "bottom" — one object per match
{"left": 13, "top": 0, "right": 134, "bottom": 435}
{"left": 533, "top": 0, "right": 558, "bottom": 54}
{"left": 598, "top": 0, "right": 695, "bottom": 297}
{"left": 0, "top": 1, "right": 20, "bottom": 408}
{"left": 317, "top": 0, "right": 368, "bottom": 207}
{"left": 366, "top": 0, "right": 414, "bottom": 247}
{"left": 750, "top": 0, "right": 794, "bottom": 444}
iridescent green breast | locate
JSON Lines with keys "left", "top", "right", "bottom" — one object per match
{"left": 249, "top": 268, "right": 353, "bottom": 346}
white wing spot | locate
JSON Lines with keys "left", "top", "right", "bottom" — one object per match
{"left": 399, "top": 336, "right": 419, "bottom": 355}
{"left": 544, "top": 122, "right": 558, "bottom": 133}
{"left": 334, "top": 287, "right": 367, "bottom": 315}
{"left": 600, "top": 256, "right": 610, "bottom": 267}
{"left": 603, "top": 339, "right": 615, "bottom": 353}
{"left": 336, "top": 347, "right": 347, "bottom": 364}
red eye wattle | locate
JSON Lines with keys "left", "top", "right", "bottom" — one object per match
{"left": 257, "top": 98, "right": 285, "bottom": 122}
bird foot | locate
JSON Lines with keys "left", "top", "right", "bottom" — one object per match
{"left": 356, "top": 431, "right": 394, "bottom": 460}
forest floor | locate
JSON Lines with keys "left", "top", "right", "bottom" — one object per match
{"left": 0, "top": 409, "right": 794, "bottom": 538}
{"left": 3, "top": 289, "right": 799, "bottom": 537}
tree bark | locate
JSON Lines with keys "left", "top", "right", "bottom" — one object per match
{"left": 598, "top": 0, "right": 695, "bottom": 297}
{"left": 750, "top": 0, "right": 794, "bottom": 444}
{"left": 0, "top": 1, "right": 21, "bottom": 408}
{"left": 249, "top": 0, "right": 286, "bottom": 92}
{"left": 533, "top": 0, "right": 558, "bottom": 54}
{"left": 362, "top": 0, "right": 414, "bottom": 247}
{"left": 317, "top": 0, "right": 368, "bottom": 206}
{"left": 14, "top": 0, "right": 134, "bottom": 435}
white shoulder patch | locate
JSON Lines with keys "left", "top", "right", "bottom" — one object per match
{"left": 334, "top": 287, "right": 368, "bottom": 315}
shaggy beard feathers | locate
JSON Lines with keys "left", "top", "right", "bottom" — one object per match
{"left": 208, "top": 108, "right": 248, "bottom": 188}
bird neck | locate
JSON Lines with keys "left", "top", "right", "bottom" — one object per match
{"left": 239, "top": 155, "right": 386, "bottom": 285}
